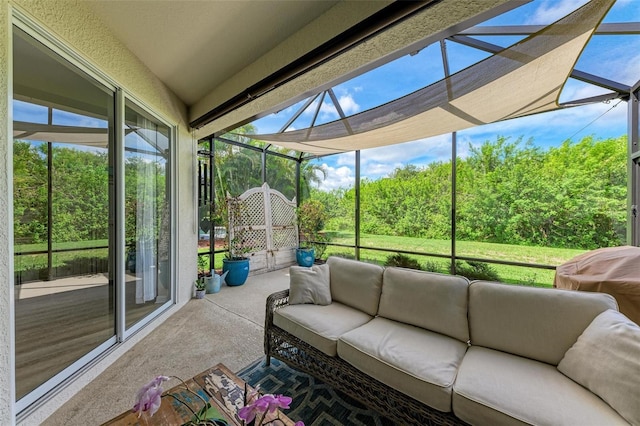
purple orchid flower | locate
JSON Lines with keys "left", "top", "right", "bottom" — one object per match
{"left": 238, "top": 393, "right": 299, "bottom": 425}
{"left": 132, "top": 375, "right": 170, "bottom": 417}
{"left": 267, "top": 394, "right": 292, "bottom": 412}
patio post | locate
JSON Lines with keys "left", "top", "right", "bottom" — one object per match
{"left": 355, "top": 150, "right": 360, "bottom": 260}
{"left": 47, "top": 140, "right": 53, "bottom": 281}
{"left": 628, "top": 85, "right": 639, "bottom": 246}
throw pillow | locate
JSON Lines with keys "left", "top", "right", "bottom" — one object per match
{"left": 288, "top": 263, "right": 331, "bottom": 305}
{"left": 557, "top": 309, "right": 640, "bottom": 425}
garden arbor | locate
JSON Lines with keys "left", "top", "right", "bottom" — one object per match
{"left": 198, "top": 0, "right": 639, "bottom": 285}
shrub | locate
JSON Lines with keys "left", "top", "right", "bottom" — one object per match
{"left": 455, "top": 260, "right": 500, "bottom": 281}
{"left": 384, "top": 253, "right": 422, "bottom": 270}
{"left": 328, "top": 251, "right": 356, "bottom": 260}
{"left": 423, "top": 260, "right": 447, "bottom": 274}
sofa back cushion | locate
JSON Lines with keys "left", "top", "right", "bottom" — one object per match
{"left": 468, "top": 280, "right": 618, "bottom": 365}
{"left": 327, "top": 256, "right": 384, "bottom": 316}
{"left": 379, "top": 268, "right": 470, "bottom": 342}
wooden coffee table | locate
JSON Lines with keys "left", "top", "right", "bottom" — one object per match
{"left": 102, "top": 363, "right": 295, "bottom": 426}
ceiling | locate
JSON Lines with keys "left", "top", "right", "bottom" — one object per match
{"left": 87, "top": 0, "right": 523, "bottom": 137}
{"left": 88, "top": 0, "right": 340, "bottom": 106}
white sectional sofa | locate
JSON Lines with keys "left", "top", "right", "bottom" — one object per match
{"left": 265, "top": 256, "right": 640, "bottom": 425}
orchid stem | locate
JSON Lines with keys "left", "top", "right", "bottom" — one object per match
{"left": 166, "top": 376, "right": 210, "bottom": 421}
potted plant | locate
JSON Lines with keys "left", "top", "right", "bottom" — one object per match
{"left": 222, "top": 196, "right": 251, "bottom": 286}
{"left": 296, "top": 199, "right": 328, "bottom": 266}
{"left": 194, "top": 277, "right": 206, "bottom": 299}
{"left": 196, "top": 255, "right": 213, "bottom": 296}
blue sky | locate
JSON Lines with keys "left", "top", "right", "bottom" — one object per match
{"left": 251, "top": 0, "right": 640, "bottom": 191}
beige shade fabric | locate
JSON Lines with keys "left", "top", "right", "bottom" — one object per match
{"left": 13, "top": 121, "right": 109, "bottom": 147}
{"left": 240, "top": 0, "right": 614, "bottom": 155}
{"left": 13, "top": 121, "right": 167, "bottom": 153}
{"left": 554, "top": 246, "right": 640, "bottom": 325}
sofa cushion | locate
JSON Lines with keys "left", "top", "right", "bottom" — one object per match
{"left": 468, "top": 280, "right": 618, "bottom": 365}
{"left": 453, "top": 346, "right": 627, "bottom": 426}
{"left": 273, "top": 302, "right": 372, "bottom": 356}
{"left": 288, "top": 264, "right": 331, "bottom": 305}
{"left": 558, "top": 309, "right": 640, "bottom": 425}
{"left": 327, "top": 256, "right": 384, "bottom": 316}
{"left": 379, "top": 268, "right": 470, "bottom": 342}
{"left": 337, "top": 317, "right": 468, "bottom": 413}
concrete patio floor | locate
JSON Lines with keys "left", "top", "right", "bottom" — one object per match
{"left": 42, "top": 268, "right": 291, "bottom": 426}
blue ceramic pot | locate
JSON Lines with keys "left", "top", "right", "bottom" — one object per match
{"left": 296, "top": 248, "right": 315, "bottom": 267}
{"left": 222, "top": 258, "right": 250, "bottom": 286}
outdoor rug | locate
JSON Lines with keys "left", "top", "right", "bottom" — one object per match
{"left": 237, "top": 358, "right": 396, "bottom": 426}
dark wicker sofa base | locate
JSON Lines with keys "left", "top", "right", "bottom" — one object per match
{"left": 265, "top": 289, "right": 467, "bottom": 426}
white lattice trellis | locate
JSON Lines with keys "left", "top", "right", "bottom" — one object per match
{"left": 228, "top": 183, "right": 297, "bottom": 273}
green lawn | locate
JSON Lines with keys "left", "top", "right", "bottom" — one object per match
{"left": 323, "top": 232, "right": 588, "bottom": 287}
{"left": 15, "top": 239, "right": 109, "bottom": 253}
{"left": 14, "top": 239, "right": 109, "bottom": 272}
{"left": 199, "top": 232, "right": 588, "bottom": 286}
{"left": 17, "top": 235, "right": 586, "bottom": 287}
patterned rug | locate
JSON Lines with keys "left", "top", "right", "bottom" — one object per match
{"left": 237, "top": 358, "right": 395, "bottom": 426}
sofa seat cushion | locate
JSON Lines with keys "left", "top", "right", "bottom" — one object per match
{"left": 273, "top": 302, "right": 373, "bottom": 356}
{"left": 453, "top": 346, "right": 627, "bottom": 426}
{"left": 337, "top": 317, "right": 468, "bottom": 413}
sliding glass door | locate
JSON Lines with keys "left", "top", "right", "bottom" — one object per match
{"left": 124, "top": 100, "right": 172, "bottom": 329}
{"left": 13, "top": 26, "right": 116, "bottom": 401}
{"left": 12, "top": 23, "right": 174, "bottom": 409}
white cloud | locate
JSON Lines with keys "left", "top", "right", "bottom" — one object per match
{"left": 337, "top": 94, "right": 361, "bottom": 115}
{"left": 459, "top": 101, "right": 627, "bottom": 144}
{"left": 303, "top": 92, "right": 362, "bottom": 122}
{"left": 336, "top": 152, "right": 356, "bottom": 166}
{"left": 560, "top": 80, "right": 611, "bottom": 102}
{"left": 526, "top": 0, "right": 588, "bottom": 25}
{"left": 361, "top": 134, "right": 453, "bottom": 165}
{"left": 616, "top": 51, "right": 640, "bottom": 85}
{"left": 315, "top": 164, "right": 355, "bottom": 191}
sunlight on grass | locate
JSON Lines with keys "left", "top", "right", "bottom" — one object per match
{"left": 324, "top": 232, "right": 588, "bottom": 287}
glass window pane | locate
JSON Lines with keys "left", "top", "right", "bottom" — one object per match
{"left": 360, "top": 136, "right": 453, "bottom": 257}
{"left": 266, "top": 150, "right": 296, "bottom": 200}
{"left": 124, "top": 100, "right": 171, "bottom": 329}
{"left": 456, "top": 124, "right": 627, "bottom": 284}
{"left": 303, "top": 153, "right": 355, "bottom": 261}
{"left": 212, "top": 139, "right": 262, "bottom": 263}
{"left": 13, "top": 27, "right": 114, "bottom": 400}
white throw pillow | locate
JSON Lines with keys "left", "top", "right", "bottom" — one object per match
{"left": 288, "top": 264, "right": 331, "bottom": 305}
{"left": 557, "top": 309, "right": 640, "bottom": 425}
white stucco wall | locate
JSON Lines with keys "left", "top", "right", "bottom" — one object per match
{"left": 1, "top": 0, "right": 198, "bottom": 423}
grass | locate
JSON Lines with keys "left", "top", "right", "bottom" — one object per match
{"left": 197, "top": 250, "right": 225, "bottom": 271}
{"left": 14, "top": 239, "right": 109, "bottom": 272}
{"left": 322, "top": 232, "right": 588, "bottom": 287}
{"left": 15, "top": 239, "right": 109, "bottom": 253}
{"left": 16, "top": 235, "right": 587, "bottom": 287}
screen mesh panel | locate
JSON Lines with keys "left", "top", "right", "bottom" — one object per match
{"left": 241, "top": 0, "right": 613, "bottom": 155}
